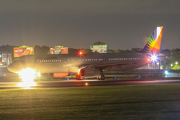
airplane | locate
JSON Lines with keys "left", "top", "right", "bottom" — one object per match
{"left": 7, "top": 26, "right": 163, "bottom": 80}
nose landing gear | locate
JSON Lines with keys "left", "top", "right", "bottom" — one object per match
{"left": 76, "top": 74, "right": 83, "bottom": 80}
{"left": 76, "top": 69, "right": 84, "bottom": 80}
{"left": 76, "top": 68, "right": 105, "bottom": 80}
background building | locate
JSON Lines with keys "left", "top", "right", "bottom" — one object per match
{"left": 14, "top": 46, "right": 34, "bottom": 57}
{"left": 0, "top": 52, "right": 12, "bottom": 66}
{"left": 50, "top": 46, "right": 68, "bottom": 54}
{"left": 90, "top": 44, "right": 108, "bottom": 53}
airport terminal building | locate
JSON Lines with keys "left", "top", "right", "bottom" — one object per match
{"left": 0, "top": 52, "right": 12, "bottom": 66}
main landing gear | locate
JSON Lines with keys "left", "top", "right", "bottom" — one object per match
{"left": 97, "top": 70, "right": 105, "bottom": 80}
{"left": 97, "top": 75, "right": 105, "bottom": 80}
{"left": 76, "top": 69, "right": 105, "bottom": 80}
{"left": 76, "top": 69, "right": 84, "bottom": 80}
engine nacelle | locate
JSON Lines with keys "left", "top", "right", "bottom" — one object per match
{"left": 80, "top": 67, "right": 100, "bottom": 76}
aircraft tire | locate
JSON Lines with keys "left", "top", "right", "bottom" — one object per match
{"left": 97, "top": 75, "right": 105, "bottom": 80}
{"left": 79, "top": 76, "right": 83, "bottom": 80}
{"left": 76, "top": 75, "right": 80, "bottom": 80}
{"left": 101, "top": 75, "right": 105, "bottom": 80}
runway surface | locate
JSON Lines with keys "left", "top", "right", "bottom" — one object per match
{"left": 0, "top": 78, "right": 180, "bottom": 89}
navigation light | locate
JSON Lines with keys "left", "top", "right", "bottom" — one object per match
{"left": 78, "top": 50, "right": 84, "bottom": 56}
{"left": 79, "top": 51, "right": 83, "bottom": 56}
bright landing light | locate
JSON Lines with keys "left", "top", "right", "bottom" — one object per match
{"left": 18, "top": 68, "right": 37, "bottom": 88}
{"left": 150, "top": 54, "right": 158, "bottom": 62}
{"left": 19, "top": 68, "right": 36, "bottom": 82}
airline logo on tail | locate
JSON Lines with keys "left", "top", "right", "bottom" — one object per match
{"left": 142, "top": 26, "right": 163, "bottom": 54}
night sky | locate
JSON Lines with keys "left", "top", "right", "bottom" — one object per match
{"left": 0, "top": 0, "right": 180, "bottom": 49}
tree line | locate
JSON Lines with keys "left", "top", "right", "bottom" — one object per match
{"left": 0, "top": 45, "right": 143, "bottom": 54}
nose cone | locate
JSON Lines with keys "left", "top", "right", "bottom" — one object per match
{"left": 7, "top": 62, "right": 25, "bottom": 73}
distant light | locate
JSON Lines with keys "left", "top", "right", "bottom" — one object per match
{"left": 157, "top": 62, "right": 159, "bottom": 65}
{"left": 176, "top": 62, "right": 178, "bottom": 65}
{"left": 85, "top": 83, "right": 88, "bottom": 86}
{"left": 0, "top": 55, "right": 1, "bottom": 57}
{"left": 160, "top": 66, "right": 163, "bottom": 69}
{"left": 67, "top": 78, "right": 69, "bottom": 80}
{"left": 165, "top": 70, "right": 168, "bottom": 75}
{"left": 171, "top": 64, "right": 173, "bottom": 67}
{"left": 3, "top": 74, "right": 6, "bottom": 77}
{"left": 150, "top": 54, "right": 157, "bottom": 62}
{"left": 147, "top": 58, "right": 150, "bottom": 62}
{"left": 114, "top": 77, "right": 116, "bottom": 79}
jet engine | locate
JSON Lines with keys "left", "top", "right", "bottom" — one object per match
{"left": 80, "top": 67, "right": 101, "bottom": 77}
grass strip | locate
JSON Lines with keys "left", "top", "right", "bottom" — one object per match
{"left": 0, "top": 84, "right": 180, "bottom": 119}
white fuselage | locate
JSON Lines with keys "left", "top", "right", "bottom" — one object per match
{"left": 8, "top": 52, "right": 149, "bottom": 74}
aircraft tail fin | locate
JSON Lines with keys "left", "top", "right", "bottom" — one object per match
{"left": 141, "top": 26, "right": 163, "bottom": 54}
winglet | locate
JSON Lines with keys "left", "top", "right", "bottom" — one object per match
{"left": 141, "top": 26, "right": 163, "bottom": 54}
